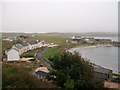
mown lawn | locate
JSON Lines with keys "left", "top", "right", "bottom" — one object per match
{"left": 44, "top": 47, "right": 61, "bottom": 60}
{"left": 43, "top": 43, "right": 82, "bottom": 60}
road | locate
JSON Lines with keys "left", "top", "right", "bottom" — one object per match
{"left": 36, "top": 47, "right": 52, "bottom": 70}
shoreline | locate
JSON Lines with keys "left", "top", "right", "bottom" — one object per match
{"left": 68, "top": 44, "right": 118, "bottom": 74}
{"left": 77, "top": 44, "right": 114, "bottom": 48}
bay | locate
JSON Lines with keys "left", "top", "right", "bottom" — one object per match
{"left": 69, "top": 46, "right": 119, "bottom": 73}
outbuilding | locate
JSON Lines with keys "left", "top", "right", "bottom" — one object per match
{"left": 93, "top": 65, "right": 112, "bottom": 81}
{"left": 35, "top": 67, "right": 49, "bottom": 80}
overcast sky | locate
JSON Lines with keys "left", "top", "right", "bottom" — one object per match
{"left": 0, "top": 0, "right": 119, "bottom": 33}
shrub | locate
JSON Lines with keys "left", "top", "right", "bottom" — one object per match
{"left": 2, "top": 63, "right": 57, "bottom": 88}
{"left": 48, "top": 52, "right": 104, "bottom": 89}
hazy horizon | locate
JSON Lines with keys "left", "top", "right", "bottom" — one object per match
{"left": 1, "top": 31, "right": 119, "bottom": 33}
{"left": 0, "top": 0, "right": 119, "bottom": 33}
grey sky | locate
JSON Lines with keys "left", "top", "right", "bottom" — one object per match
{"left": 1, "top": 0, "right": 119, "bottom": 33}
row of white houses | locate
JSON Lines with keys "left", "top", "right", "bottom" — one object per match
{"left": 6, "top": 40, "right": 58, "bottom": 61}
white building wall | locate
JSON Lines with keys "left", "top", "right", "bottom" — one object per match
{"left": 7, "top": 49, "right": 20, "bottom": 61}
{"left": 38, "top": 42, "right": 43, "bottom": 48}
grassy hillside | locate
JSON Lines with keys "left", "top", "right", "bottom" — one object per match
{"left": 2, "top": 32, "right": 118, "bottom": 39}
{"left": 27, "top": 36, "right": 70, "bottom": 45}
{"left": 2, "top": 62, "right": 57, "bottom": 88}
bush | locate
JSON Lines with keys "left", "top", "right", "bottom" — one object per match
{"left": 2, "top": 63, "right": 57, "bottom": 88}
{"left": 48, "top": 52, "right": 104, "bottom": 89}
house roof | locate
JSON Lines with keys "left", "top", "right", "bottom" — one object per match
{"left": 35, "top": 67, "right": 49, "bottom": 73}
{"left": 9, "top": 37, "right": 17, "bottom": 40}
{"left": 22, "top": 42, "right": 29, "bottom": 47}
{"left": 29, "top": 41, "right": 38, "bottom": 45}
{"left": 14, "top": 44, "right": 23, "bottom": 50}
{"left": 94, "top": 65, "right": 112, "bottom": 74}
{"left": 7, "top": 48, "right": 19, "bottom": 53}
{"left": 71, "top": 36, "right": 81, "bottom": 39}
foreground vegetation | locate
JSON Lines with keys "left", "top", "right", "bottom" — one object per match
{"left": 2, "top": 62, "right": 57, "bottom": 88}
{"left": 48, "top": 52, "right": 104, "bottom": 89}
{"left": 112, "top": 73, "right": 120, "bottom": 83}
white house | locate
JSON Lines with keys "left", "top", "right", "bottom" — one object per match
{"left": 71, "top": 36, "right": 82, "bottom": 43}
{"left": 21, "top": 42, "right": 30, "bottom": 52}
{"left": 7, "top": 48, "right": 20, "bottom": 61}
{"left": 29, "top": 41, "right": 39, "bottom": 50}
{"left": 47, "top": 43, "right": 58, "bottom": 47}
{"left": 38, "top": 41, "right": 44, "bottom": 48}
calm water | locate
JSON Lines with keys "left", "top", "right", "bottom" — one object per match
{"left": 69, "top": 46, "right": 119, "bottom": 73}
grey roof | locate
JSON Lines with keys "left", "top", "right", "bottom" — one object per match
{"left": 15, "top": 44, "right": 23, "bottom": 50}
{"left": 22, "top": 42, "right": 29, "bottom": 47}
{"left": 94, "top": 65, "right": 112, "bottom": 74}
{"left": 29, "top": 41, "right": 38, "bottom": 45}
{"left": 9, "top": 37, "right": 17, "bottom": 40}
{"left": 82, "top": 37, "right": 94, "bottom": 39}
{"left": 72, "top": 36, "right": 81, "bottom": 39}
{"left": 7, "top": 48, "right": 19, "bottom": 53}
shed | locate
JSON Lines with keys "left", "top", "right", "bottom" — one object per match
{"left": 94, "top": 65, "right": 112, "bottom": 81}
{"left": 35, "top": 67, "right": 49, "bottom": 79}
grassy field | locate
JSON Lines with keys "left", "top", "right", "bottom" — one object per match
{"left": 27, "top": 36, "right": 70, "bottom": 45}
{"left": 44, "top": 47, "right": 61, "bottom": 60}
{"left": 43, "top": 42, "right": 92, "bottom": 60}
{"left": 26, "top": 36, "right": 77, "bottom": 60}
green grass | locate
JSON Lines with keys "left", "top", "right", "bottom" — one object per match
{"left": 44, "top": 47, "right": 61, "bottom": 60}
{"left": 27, "top": 36, "right": 77, "bottom": 60}
{"left": 42, "top": 36, "right": 94, "bottom": 60}
{"left": 44, "top": 43, "right": 84, "bottom": 60}
{"left": 27, "top": 36, "right": 70, "bottom": 45}
{"left": 113, "top": 73, "right": 120, "bottom": 77}
{"left": 7, "top": 66, "right": 18, "bottom": 75}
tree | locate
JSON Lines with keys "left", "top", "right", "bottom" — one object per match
{"left": 64, "top": 78, "right": 74, "bottom": 89}
{"left": 48, "top": 51, "right": 104, "bottom": 89}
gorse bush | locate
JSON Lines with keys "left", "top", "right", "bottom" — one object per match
{"left": 2, "top": 63, "right": 57, "bottom": 88}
